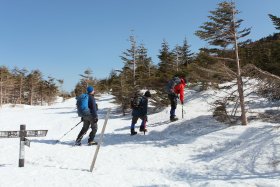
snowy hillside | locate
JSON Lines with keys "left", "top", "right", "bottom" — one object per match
{"left": 0, "top": 88, "right": 280, "bottom": 187}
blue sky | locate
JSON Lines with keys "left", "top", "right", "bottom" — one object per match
{"left": 0, "top": 0, "right": 279, "bottom": 92}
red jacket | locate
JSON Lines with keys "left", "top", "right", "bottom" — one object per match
{"left": 173, "top": 79, "right": 186, "bottom": 103}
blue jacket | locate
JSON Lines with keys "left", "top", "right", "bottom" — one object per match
{"left": 88, "top": 94, "right": 98, "bottom": 119}
{"left": 132, "top": 96, "right": 148, "bottom": 117}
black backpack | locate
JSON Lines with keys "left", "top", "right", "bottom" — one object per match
{"left": 130, "top": 95, "right": 143, "bottom": 109}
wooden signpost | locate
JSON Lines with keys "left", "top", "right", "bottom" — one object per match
{"left": 0, "top": 124, "right": 48, "bottom": 167}
{"left": 90, "top": 109, "right": 111, "bottom": 172}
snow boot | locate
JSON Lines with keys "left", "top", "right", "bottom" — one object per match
{"left": 131, "top": 129, "right": 137, "bottom": 136}
{"left": 88, "top": 141, "right": 98, "bottom": 145}
{"left": 139, "top": 126, "right": 147, "bottom": 132}
{"left": 75, "top": 141, "right": 81, "bottom": 146}
{"left": 170, "top": 116, "right": 178, "bottom": 122}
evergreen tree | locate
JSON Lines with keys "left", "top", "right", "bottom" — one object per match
{"left": 172, "top": 45, "right": 181, "bottom": 72}
{"left": 0, "top": 66, "right": 60, "bottom": 106}
{"left": 269, "top": 14, "right": 280, "bottom": 30}
{"left": 195, "top": 1, "right": 251, "bottom": 125}
{"left": 12, "top": 67, "right": 28, "bottom": 104}
{"left": 75, "top": 68, "right": 96, "bottom": 96}
{"left": 26, "top": 70, "right": 42, "bottom": 105}
{"left": 120, "top": 34, "right": 138, "bottom": 87}
{"left": 109, "top": 70, "right": 130, "bottom": 115}
{"left": 157, "top": 40, "right": 175, "bottom": 80}
{"left": 239, "top": 33, "right": 280, "bottom": 76}
{"left": 172, "top": 38, "right": 193, "bottom": 77}
{"left": 56, "top": 79, "right": 64, "bottom": 96}
{"left": 180, "top": 38, "right": 194, "bottom": 67}
{"left": 136, "top": 43, "right": 154, "bottom": 88}
{"left": 39, "top": 76, "right": 59, "bottom": 105}
{"left": 79, "top": 68, "right": 95, "bottom": 87}
{"left": 0, "top": 66, "right": 11, "bottom": 106}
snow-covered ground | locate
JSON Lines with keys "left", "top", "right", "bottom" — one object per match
{"left": 0, "top": 88, "right": 280, "bottom": 187}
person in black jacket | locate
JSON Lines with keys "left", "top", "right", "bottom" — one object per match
{"left": 130, "top": 90, "right": 151, "bottom": 135}
{"left": 75, "top": 86, "right": 98, "bottom": 145}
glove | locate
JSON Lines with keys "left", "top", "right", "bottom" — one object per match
{"left": 181, "top": 101, "right": 184, "bottom": 105}
{"left": 81, "top": 117, "right": 84, "bottom": 121}
{"left": 94, "top": 118, "right": 98, "bottom": 123}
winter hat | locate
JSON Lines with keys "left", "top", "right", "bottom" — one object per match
{"left": 144, "top": 90, "right": 151, "bottom": 97}
{"left": 87, "top": 86, "right": 94, "bottom": 94}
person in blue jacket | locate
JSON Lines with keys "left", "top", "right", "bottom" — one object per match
{"left": 130, "top": 90, "right": 151, "bottom": 135}
{"left": 75, "top": 86, "right": 98, "bottom": 145}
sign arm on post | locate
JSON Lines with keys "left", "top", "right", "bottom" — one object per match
{"left": 0, "top": 124, "right": 48, "bottom": 167}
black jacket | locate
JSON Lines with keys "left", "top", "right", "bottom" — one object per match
{"left": 88, "top": 94, "right": 98, "bottom": 119}
{"left": 132, "top": 96, "right": 148, "bottom": 117}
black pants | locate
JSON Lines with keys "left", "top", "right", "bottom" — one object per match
{"left": 76, "top": 115, "right": 97, "bottom": 143}
{"left": 168, "top": 94, "right": 177, "bottom": 118}
{"left": 131, "top": 116, "right": 147, "bottom": 130}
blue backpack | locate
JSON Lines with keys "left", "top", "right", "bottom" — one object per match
{"left": 76, "top": 93, "right": 90, "bottom": 117}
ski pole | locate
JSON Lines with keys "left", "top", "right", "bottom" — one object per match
{"left": 55, "top": 120, "right": 83, "bottom": 143}
{"left": 182, "top": 104, "right": 184, "bottom": 119}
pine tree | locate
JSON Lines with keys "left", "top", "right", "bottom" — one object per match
{"left": 180, "top": 38, "right": 194, "bottom": 67}
{"left": 136, "top": 43, "right": 154, "bottom": 88}
{"left": 239, "top": 33, "right": 280, "bottom": 76}
{"left": 0, "top": 66, "right": 11, "bottom": 106}
{"left": 26, "top": 70, "right": 42, "bottom": 105}
{"left": 269, "top": 14, "right": 280, "bottom": 30}
{"left": 38, "top": 76, "right": 59, "bottom": 105}
{"left": 79, "top": 68, "right": 95, "bottom": 87}
{"left": 120, "top": 34, "right": 138, "bottom": 87}
{"left": 172, "top": 38, "right": 194, "bottom": 77}
{"left": 109, "top": 70, "right": 129, "bottom": 115}
{"left": 195, "top": 1, "right": 251, "bottom": 125}
{"left": 157, "top": 40, "right": 175, "bottom": 80}
{"left": 57, "top": 79, "right": 64, "bottom": 95}
{"left": 75, "top": 68, "right": 96, "bottom": 96}
{"left": 12, "top": 67, "right": 28, "bottom": 104}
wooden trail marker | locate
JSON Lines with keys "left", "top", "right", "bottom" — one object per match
{"left": 0, "top": 124, "right": 48, "bottom": 167}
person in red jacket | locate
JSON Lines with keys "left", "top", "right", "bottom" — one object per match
{"left": 174, "top": 78, "right": 186, "bottom": 104}
{"left": 166, "top": 77, "right": 186, "bottom": 121}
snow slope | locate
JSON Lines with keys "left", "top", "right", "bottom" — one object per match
{"left": 0, "top": 89, "right": 279, "bottom": 187}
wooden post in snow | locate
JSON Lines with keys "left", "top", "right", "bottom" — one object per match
{"left": 90, "top": 108, "right": 111, "bottom": 172}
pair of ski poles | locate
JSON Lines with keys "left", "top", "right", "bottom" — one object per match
{"left": 55, "top": 120, "right": 83, "bottom": 144}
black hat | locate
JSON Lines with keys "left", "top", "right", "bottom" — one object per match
{"left": 144, "top": 90, "right": 151, "bottom": 97}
